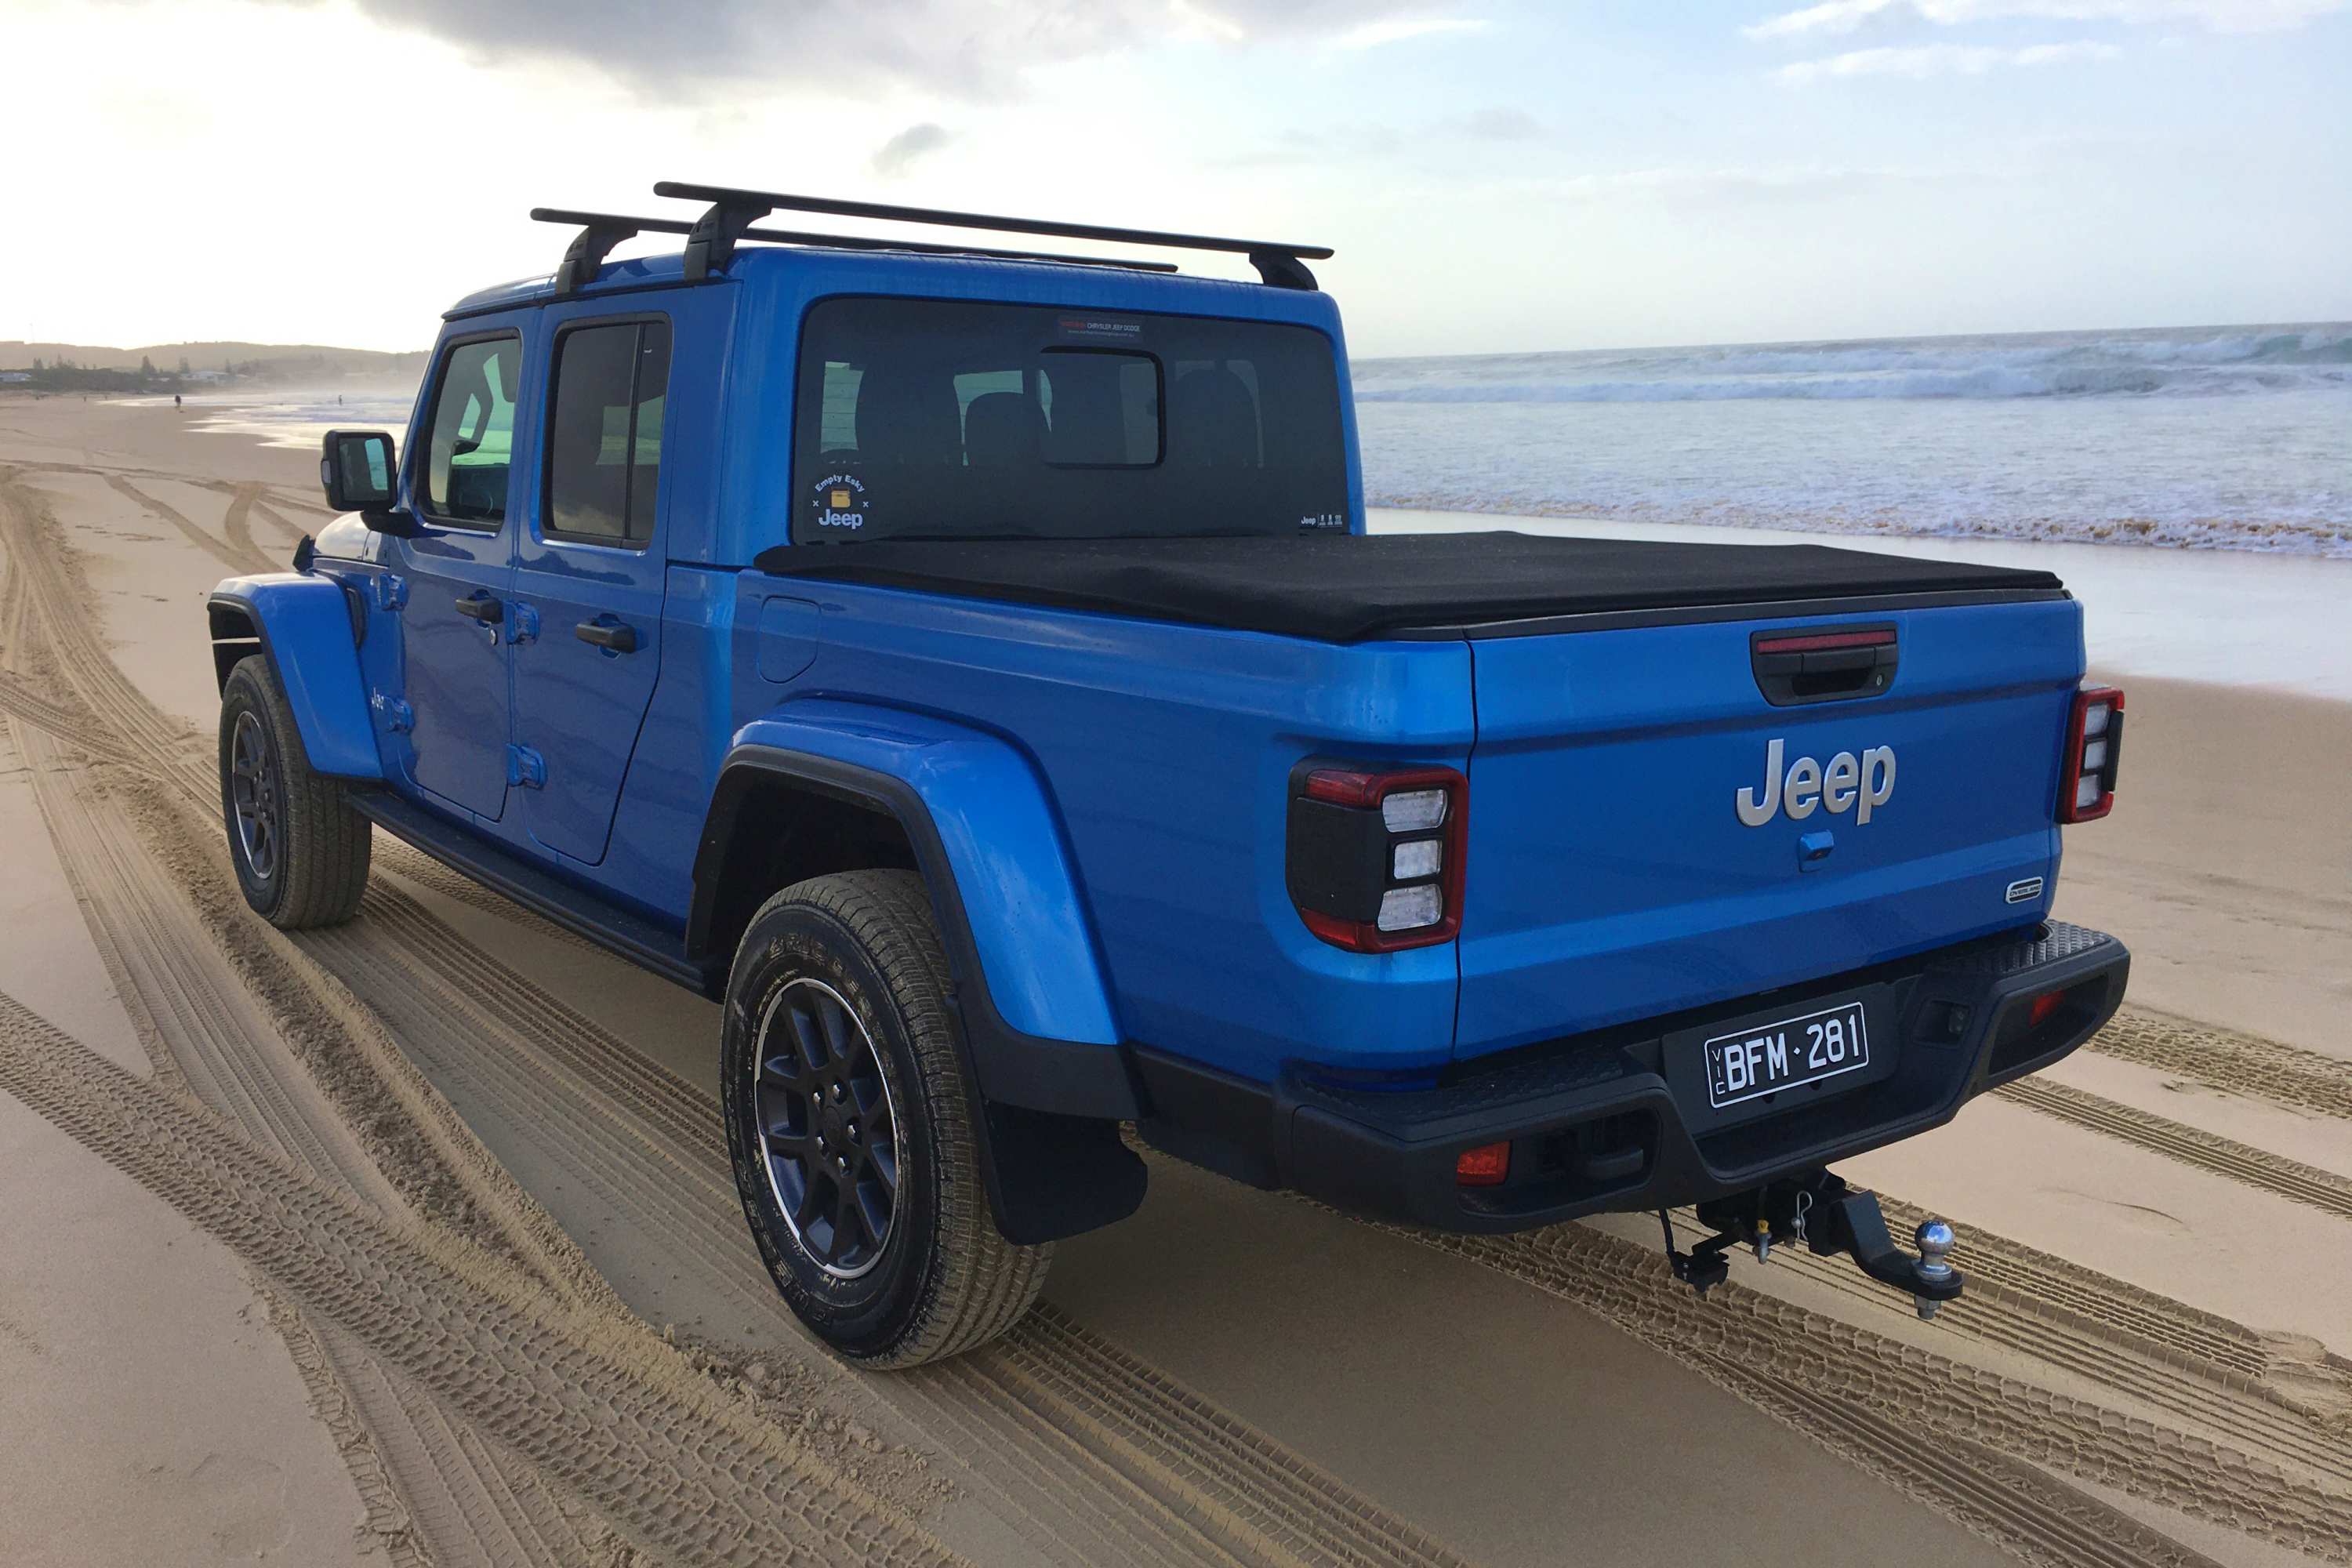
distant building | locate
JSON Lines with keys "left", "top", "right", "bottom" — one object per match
{"left": 0, "top": 372, "right": 31, "bottom": 383}
{"left": 184, "top": 369, "right": 230, "bottom": 384}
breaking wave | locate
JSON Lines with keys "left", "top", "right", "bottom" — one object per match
{"left": 1353, "top": 324, "right": 2352, "bottom": 403}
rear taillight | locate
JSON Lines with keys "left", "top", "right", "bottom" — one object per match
{"left": 1287, "top": 762, "right": 1467, "bottom": 952}
{"left": 2057, "top": 686, "right": 2125, "bottom": 823}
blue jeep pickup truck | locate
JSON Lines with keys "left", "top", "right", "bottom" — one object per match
{"left": 209, "top": 185, "right": 2130, "bottom": 1366}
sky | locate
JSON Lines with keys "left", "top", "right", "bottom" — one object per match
{"left": 5, "top": 0, "right": 2347, "bottom": 357}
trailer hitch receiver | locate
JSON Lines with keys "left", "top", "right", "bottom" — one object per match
{"left": 1665, "top": 1169, "right": 1964, "bottom": 1319}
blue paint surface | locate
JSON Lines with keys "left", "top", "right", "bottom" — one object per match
{"left": 211, "top": 238, "right": 2093, "bottom": 1094}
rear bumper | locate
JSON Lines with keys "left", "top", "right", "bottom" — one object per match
{"left": 1131, "top": 920, "right": 2128, "bottom": 1234}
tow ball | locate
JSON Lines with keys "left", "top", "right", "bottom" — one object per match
{"left": 1657, "top": 1170, "right": 1962, "bottom": 1320}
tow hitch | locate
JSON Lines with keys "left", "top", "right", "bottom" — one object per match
{"left": 1657, "top": 1169, "right": 1962, "bottom": 1319}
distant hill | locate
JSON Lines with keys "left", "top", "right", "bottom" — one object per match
{"left": 0, "top": 340, "right": 427, "bottom": 384}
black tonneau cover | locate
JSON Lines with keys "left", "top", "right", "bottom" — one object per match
{"left": 756, "top": 532, "right": 2064, "bottom": 643}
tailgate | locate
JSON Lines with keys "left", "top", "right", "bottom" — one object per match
{"left": 1457, "top": 598, "right": 2082, "bottom": 1058}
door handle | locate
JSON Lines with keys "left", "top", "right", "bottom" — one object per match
{"left": 453, "top": 592, "right": 504, "bottom": 625}
{"left": 575, "top": 619, "right": 638, "bottom": 654}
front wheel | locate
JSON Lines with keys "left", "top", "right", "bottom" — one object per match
{"left": 720, "top": 870, "right": 1050, "bottom": 1367}
{"left": 217, "top": 656, "right": 372, "bottom": 928}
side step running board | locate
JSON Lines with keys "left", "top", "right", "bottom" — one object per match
{"left": 350, "top": 790, "right": 723, "bottom": 996}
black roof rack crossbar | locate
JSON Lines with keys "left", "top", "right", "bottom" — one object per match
{"left": 529, "top": 208, "right": 1181, "bottom": 289}
{"left": 649, "top": 182, "right": 1330, "bottom": 289}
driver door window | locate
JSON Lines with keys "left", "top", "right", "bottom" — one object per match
{"left": 423, "top": 336, "right": 521, "bottom": 525}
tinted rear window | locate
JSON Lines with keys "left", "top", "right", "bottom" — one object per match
{"left": 791, "top": 297, "right": 1348, "bottom": 544}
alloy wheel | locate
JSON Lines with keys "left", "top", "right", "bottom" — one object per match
{"left": 228, "top": 710, "right": 281, "bottom": 883}
{"left": 752, "top": 978, "right": 901, "bottom": 1279}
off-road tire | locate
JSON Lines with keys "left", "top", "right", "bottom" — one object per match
{"left": 720, "top": 870, "right": 1050, "bottom": 1367}
{"left": 217, "top": 655, "right": 372, "bottom": 928}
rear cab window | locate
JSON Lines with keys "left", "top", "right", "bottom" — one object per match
{"left": 791, "top": 298, "right": 1348, "bottom": 544}
{"left": 420, "top": 334, "right": 524, "bottom": 527}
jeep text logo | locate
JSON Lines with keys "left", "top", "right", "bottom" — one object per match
{"left": 1736, "top": 739, "right": 1897, "bottom": 827}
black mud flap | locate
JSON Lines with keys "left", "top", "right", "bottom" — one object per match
{"left": 981, "top": 1103, "right": 1148, "bottom": 1247}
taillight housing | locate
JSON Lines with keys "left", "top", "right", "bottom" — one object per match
{"left": 1287, "top": 761, "right": 1468, "bottom": 952}
{"left": 2057, "top": 686, "right": 2125, "bottom": 823}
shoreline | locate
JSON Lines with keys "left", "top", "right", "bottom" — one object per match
{"left": 1374, "top": 505, "right": 2352, "bottom": 702}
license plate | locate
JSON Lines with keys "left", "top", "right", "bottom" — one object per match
{"left": 1703, "top": 1000, "right": 1871, "bottom": 1109}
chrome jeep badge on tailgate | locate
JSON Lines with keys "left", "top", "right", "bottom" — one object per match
{"left": 1736, "top": 738, "right": 1896, "bottom": 826}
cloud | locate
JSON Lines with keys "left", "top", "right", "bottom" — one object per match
{"left": 235, "top": 0, "right": 1454, "bottom": 100}
{"left": 871, "top": 122, "right": 951, "bottom": 178}
{"left": 1745, "top": 0, "right": 2347, "bottom": 40}
{"left": 1203, "top": 108, "right": 1537, "bottom": 168}
{"left": 1450, "top": 107, "right": 1542, "bottom": 140}
{"left": 1777, "top": 39, "right": 2122, "bottom": 78}
{"left": 1530, "top": 162, "right": 2002, "bottom": 200}
{"left": 1327, "top": 16, "right": 1490, "bottom": 49}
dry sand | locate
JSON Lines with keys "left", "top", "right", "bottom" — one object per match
{"left": 0, "top": 390, "right": 2347, "bottom": 1568}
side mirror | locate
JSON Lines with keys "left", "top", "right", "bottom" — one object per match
{"left": 321, "top": 429, "right": 397, "bottom": 514}
{"left": 321, "top": 430, "right": 417, "bottom": 536}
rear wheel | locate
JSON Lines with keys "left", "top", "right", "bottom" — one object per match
{"left": 217, "top": 656, "right": 372, "bottom": 928}
{"left": 720, "top": 870, "right": 1049, "bottom": 1367}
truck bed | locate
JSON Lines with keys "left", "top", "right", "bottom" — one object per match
{"left": 757, "top": 532, "right": 2063, "bottom": 642}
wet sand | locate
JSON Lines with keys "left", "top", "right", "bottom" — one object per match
{"left": 2, "top": 392, "right": 2347, "bottom": 1568}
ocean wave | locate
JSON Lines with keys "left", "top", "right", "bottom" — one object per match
{"left": 1352, "top": 323, "right": 2352, "bottom": 403}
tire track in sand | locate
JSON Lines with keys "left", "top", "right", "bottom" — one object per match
{"left": 1995, "top": 1076, "right": 2352, "bottom": 1221}
{"left": 0, "top": 467, "right": 212, "bottom": 799}
{"left": 9, "top": 713, "right": 608, "bottom": 1568}
{"left": 249, "top": 495, "right": 315, "bottom": 552}
{"left": 17, "top": 717, "right": 398, "bottom": 1210}
{"left": 217, "top": 482, "right": 279, "bottom": 574}
{"left": 0, "top": 670, "right": 131, "bottom": 761}
{"left": 2089, "top": 1007, "right": 2352, "bottom": 1123}
{"left": 0, "top": 514, "right": 605, "bottom": 1298}
{"left": 2, "top": 473, "right": 630, "bottom": 1566}
{"left": 0, "top": 990, "right": 968, "bottom": 1568}
{"left": 8, "top": 462, "right": 1479, "bottom": 1568}
{"left": 317, "top": 880, "right": 1478, "bottom": 1568}
{"left": 1380, "top": 1217, "right": 2352, "bottom": 1563}
{"left": 100, "top": 474, "right": 257, "bottom": 575}
{"left": 1664, "top": 1200, "right": 2352, "bottom": 1489}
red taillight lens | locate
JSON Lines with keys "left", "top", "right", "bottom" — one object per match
{"left": 1287, "top": 762, "right": 1468, "bottom": 953}
{"left": 2058, "top": 686, "right": 2125, "bottom": 823}
{"left": 1456, "top": 1141, "right": 1511, "bottom": 1186}
{"left": 2027, "top": 989, "right": 2066, "bottom": 1029}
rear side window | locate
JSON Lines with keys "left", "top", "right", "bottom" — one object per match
{"left": 423, "top": 335, "right": 522, "bottom": 525}
{"left": 545, "top": 319, "right": 672, "bottom": 545}
{"left": 791, "top": 297, "right": 1346, "bottom": 544}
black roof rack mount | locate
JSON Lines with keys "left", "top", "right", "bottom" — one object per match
{"left": 646, "top": 182, "right": 1333, "bottom": 290}
{"left": 530, "top": 208, "right": 1182, "bottom": 295}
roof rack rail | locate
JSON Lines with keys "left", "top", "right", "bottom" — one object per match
{"left": 529, "top": 208, "right": 1182, "bottom": 295}
{"left": 648, "top": 182, "right": 1333, "bottom": 291}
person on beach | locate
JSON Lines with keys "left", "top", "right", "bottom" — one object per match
{"left": 174, "top": 394, "right": 183, "bottom": 408}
